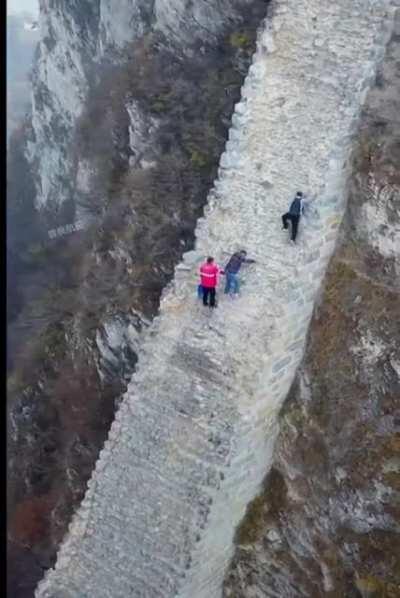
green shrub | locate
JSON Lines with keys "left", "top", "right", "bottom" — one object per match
{"left": 229, "top": 31, "right": 252, "bottom": 49}
{"left": 189, "top": 148, "right": 208, "bottom": 169}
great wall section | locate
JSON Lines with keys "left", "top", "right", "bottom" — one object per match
{"left": 36, "top": 1, "right": 398, "bottom": 596}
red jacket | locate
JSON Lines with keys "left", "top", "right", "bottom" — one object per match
{"left": 199, "top": 262, "right": 222, "bottom": 288}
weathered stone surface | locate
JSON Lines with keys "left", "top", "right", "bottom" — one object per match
{"left": 224, "top": 10, "right": 400, "bottom": 597}
{"left": 36, "top": 1, "right": 397, "bottom": 597}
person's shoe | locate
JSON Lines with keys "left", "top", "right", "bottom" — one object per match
{"left": 290, "top": 239, "right": 296, "bottom": 245}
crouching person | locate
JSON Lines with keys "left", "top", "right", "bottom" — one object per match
{"left": 224, "top": 250, "right": 255, "bottom": 297}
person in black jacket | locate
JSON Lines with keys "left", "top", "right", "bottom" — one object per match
{"left": 282, "top": 191, "right": 305, "bottom": 243}
{"left": 224, "top": 250, "right": 255, "bottom": 296}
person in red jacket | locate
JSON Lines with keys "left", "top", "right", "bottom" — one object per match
{"left": 199, "top": 256, "right": 223, "bottom": 308}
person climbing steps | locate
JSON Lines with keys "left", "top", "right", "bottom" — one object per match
{"left": 282, "top": 191, "right": 305, "bottom": 243}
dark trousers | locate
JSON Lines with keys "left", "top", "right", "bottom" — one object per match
{"left": 282, "top": 213, "right": 300, "bottom": 241}
{"left": 202, "top": 287, "right": 216, "bottom": 307}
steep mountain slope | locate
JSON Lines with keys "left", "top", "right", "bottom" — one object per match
{"left": 7, "top": 13, "right": 39, "bottom": 140}
{"left": 7, "top": 2, "right": 268, "bottom": 597}
{"left": 26, "top": 0, "right": 265, "bottom": 211}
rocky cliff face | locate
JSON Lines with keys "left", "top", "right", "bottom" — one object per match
{"left": 8, "top": 1, "right": 268, "bottom": 597}
{"left": 224, "top": 12, "right": 400, "bottom": 598}
{"left": 27, "top": 0, "right": 263, "bottom": 212}
{"left": 7, "top": 12, "right": 39, "bottom": 141}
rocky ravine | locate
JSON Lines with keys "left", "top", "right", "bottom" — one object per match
{"left": 8, "top": 1, "right": 268, "bottom": 597}
{"left": 224, "top": 11, "right": 400, "bottom": 598}
{"left": 34, "top": 1, "right": 398, "bottom": 597}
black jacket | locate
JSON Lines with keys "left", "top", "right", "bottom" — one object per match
{"left": 225, "top": 253, "right": 255, "bottom": 274}
{"left": 289, "top": 196, "right": 304, "bottom": 216}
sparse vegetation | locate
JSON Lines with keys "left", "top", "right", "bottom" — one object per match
{"left": 229, "top": 31, "right": 252, "bottom": 49}
{"left": 234, "top": 469, "right": 287, "bottom": 545}
{"left": 7, "top": 4, "right": 268, "bottom": 595}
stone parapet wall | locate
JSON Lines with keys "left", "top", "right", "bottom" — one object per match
{"left": 36, "top": 1, "right": 398, "bottom": 596}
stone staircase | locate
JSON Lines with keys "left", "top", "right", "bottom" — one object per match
{"left": 36, "top": 1, "right": 398, "bottom": 596}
